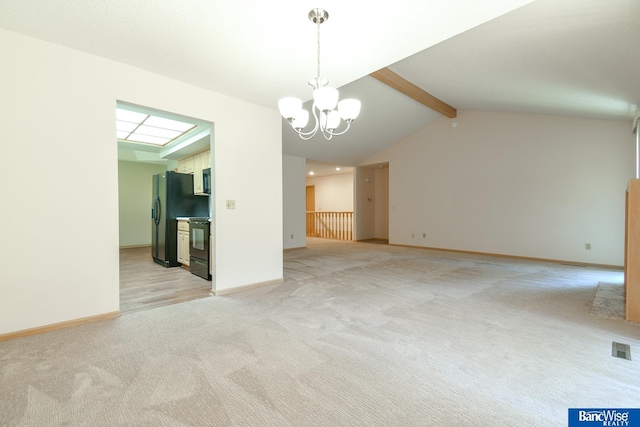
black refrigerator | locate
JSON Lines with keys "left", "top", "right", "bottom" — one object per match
{"left": 151, "top": 171, "right": 209, "bottom": 267}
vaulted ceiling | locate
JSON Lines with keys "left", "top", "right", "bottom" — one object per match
{"left": 1, "top": 0, "right": 638, "bottom": 166}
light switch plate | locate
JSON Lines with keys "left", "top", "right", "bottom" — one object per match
{"left": 226, "top": 200, "right": 236, "bottom": 209}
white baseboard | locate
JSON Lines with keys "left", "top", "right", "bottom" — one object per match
{"left": 0, "top": 311, "right": 121, "bottom": 342}
{"left": 214, "top": 278, "right": 283, "bottom": 296}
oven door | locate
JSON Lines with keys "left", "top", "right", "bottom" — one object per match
{"left": 189, "top": 220, "right": 210, "bottom": 261}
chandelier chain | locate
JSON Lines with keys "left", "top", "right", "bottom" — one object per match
{"left": 316, "top": 19, "right": 321, "bottom": 80}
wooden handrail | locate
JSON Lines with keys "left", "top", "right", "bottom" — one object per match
{"left": 306, "top": 211, "right": 353, "bottom": 241}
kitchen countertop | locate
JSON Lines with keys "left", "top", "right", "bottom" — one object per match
{"left": 176, "top": 217, "right": 212, "bottom": 221}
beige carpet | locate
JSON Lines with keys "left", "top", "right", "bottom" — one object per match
{"left": 1, "top": 238, "right": 639, "bottom": 426}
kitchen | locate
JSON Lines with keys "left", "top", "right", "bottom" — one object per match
{"left": 117, "top": 102, "right": 216, "bottom": 313}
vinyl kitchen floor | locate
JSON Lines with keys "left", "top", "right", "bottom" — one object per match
{"left": 119, "top": 246, "right": 212, "bottom": 314}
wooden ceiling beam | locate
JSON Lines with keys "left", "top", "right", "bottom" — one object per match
{"left": 370, "top": 67, "right": 457, "bottom": 118}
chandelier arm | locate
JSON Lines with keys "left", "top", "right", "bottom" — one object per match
{"left": 291, "top": 102, "right": 321, "bottom": 140}
{"left": 297, "top": 130, "right": 317, "bottom": 141}
{"left": 325, "top": 120, "right": 353, "bottom": 137}
{"left": 315, "top": 103, "right": 336, "bottom": 141}
{"left": 292, "top": 123, "right": 318, "bottom": 140}
{"left": 295, "top": 122, "right": 318, "bottom": 140}
{"left": 320, "top": 124, "right": 332, "bottom": 140}
{"left": 294, "top": 123, "right": 317, "bottom": 138}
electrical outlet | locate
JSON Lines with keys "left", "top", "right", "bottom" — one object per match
{"left": 412, "top": 233, "right": 415, "bottom": 238}
{"left": 422, "top": 233, "right": 426, "bottom": 238}
{"left": 290, "top": 234, "right": 294, "bottom": 239}
{"left": 585, "top": 243, "right": 591, "bottom": 250}
{"left": 226, "top": 200, "right": 236, "bottom": 209}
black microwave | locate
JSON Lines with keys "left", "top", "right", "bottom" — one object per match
{"left": 203, "top": 168, "right": 211, "bottom": 195}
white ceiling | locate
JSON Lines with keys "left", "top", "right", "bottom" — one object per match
{"left": 304, "top": 160, "right": 389, "bottom": 179}
{"left": 286, "top": 0, "right": 640, "bottom": 165}
{"left": 1, "top": 0, "right": 638, "bottom": 167}
{"left": 305, "top": 160, "right": 354, "bottom": 178}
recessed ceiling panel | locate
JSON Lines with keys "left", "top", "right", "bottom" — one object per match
{"left": 116, "top": 107, "right": 196, "bottom": 147}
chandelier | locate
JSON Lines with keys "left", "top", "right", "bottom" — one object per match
{"left": 278, "top": 8, "right": 361, "bottom": 141}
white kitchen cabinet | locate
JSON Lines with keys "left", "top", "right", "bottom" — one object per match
{"left": 193, "top": 150, "right": 210, "bottom": 196}
{"left": 177, "top": 150, "right": 210, "bottom": 195}
{"left": 193, "top": 153, "right": 204, "bottom": 195}
{"left": 201, "top": 150, "right": 211, "bottom": 169}
{"left": 184, "top": 156, "right": 194, "bottom": 174}
{"left": 177, "top": 157, "right": 194, "bottom": 174}
{"left": 177, "top": 220, "right": 190, "bottom": 266}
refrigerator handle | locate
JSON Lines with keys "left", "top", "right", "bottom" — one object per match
{"left": 153, "top": 196, "right": 161, "bottom": 226}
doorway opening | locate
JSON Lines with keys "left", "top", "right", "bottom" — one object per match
{"left": 355, "top": 162, "right": 389, "bottom": 244}
{"left": 116, "top": 101, "right": 214, "bottom": 314}
{"left": 305, "top": 160, "right": 355, "bottom": 242}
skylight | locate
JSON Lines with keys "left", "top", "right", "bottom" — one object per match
{"left": 116, "top": 108, "right": 196, "bottom": 146}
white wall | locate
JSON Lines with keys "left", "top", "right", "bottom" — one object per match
{"left": 306, "top": 173, "right": 354, "bottom": 212}
{"left": 283, "top": 155, "right": 306, "bottom": 249}
{"left": 0, "top": 28, "right": 282, "bottom": 335}
{"left": 363, "top": 110, "right": 634, "bottom": 266}
{"left": 118, "top": 161, "right": 167, "bottom": 247}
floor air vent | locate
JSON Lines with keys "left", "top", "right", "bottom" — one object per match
{"left": 612, "top": 342, "right": 631, "bottom": 360}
